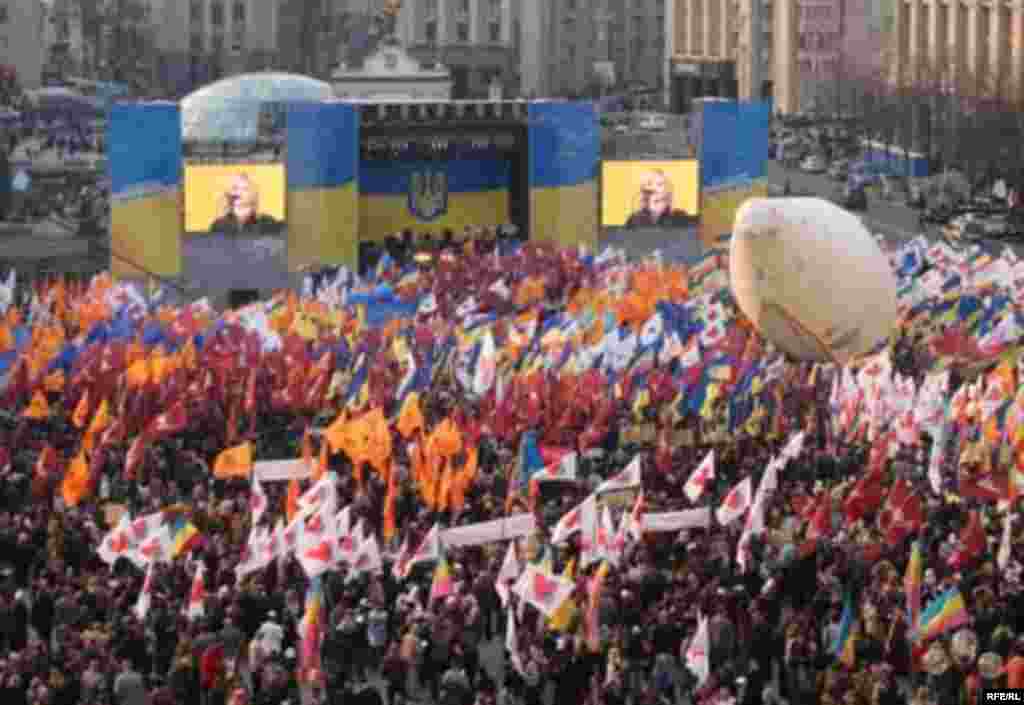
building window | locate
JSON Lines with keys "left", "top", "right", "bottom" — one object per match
{"left": 190, "top": 32, "right": 203, "bottom": 51}
{"left": 210, "top": 1, "right": 224, "bottom": 25}
{"left": 489, "top": 21, "right": 501, "bottom": 41}
{"left": 459, "top": 0, "right": 470, "bottom": 12}
{"left": 425, "top": 0, "right": 438, "bottom": 15}
{"left": 0, "top": 4, "right": 8, "bottom": 23}
{"left": 456, "top": 21, "right": 469, "bottom": 40}
{"left": 232, "top": 1, "right": 245, "bottom": 23}
{"left": 232, "top": 26, "right": 244, "bottom": 52}
{"left": 425, "top": 21, "right": 437, "bottom": 41}
{"left": 212, "top": 32, "right": 224, "bottom": 53}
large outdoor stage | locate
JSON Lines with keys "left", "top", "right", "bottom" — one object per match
{"left": 107, "top": 100, "right": 600, "bottom": 285}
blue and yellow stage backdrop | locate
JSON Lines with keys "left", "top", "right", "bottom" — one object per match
{"left": 528, "top": 101, "right": 600, "bottom": 249}
{"left": 359, "top": 157, "right": 511, "bottom": 238}
{"left": 286, "top": 101, "right": 360, "bottom": 272}
{"left": 695, "top": 99, "right": 771, "bottom": 244}
{"left": 108, "top": 103, "right": 183, "bottom": 279}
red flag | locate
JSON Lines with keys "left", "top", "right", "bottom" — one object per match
{"left": 948, "top": 511, "right": 986, "bottom": 570}
{"left": 805, "top": 493, "right": 833, "bottom": 543}
{"left": 878, "top": 478, "right": 911, "bottom": 536}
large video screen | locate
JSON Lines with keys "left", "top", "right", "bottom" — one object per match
{"left": 601, "top": 160, "right": 699, "bottom": 228}
{"left": 182, "top": 163, "right": 289, "bottom": 295}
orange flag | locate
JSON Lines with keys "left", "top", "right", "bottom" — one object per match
{"left": 321, "top": 411, "right": 349, "bottom": 455}
{"left": 382, "top": 460, "right": 398, "bottom": 542}
{"left": 363, "top": 407, "right": 393, "bottom": 476}
{"left": 72, "top": 390, "right": 92, "bottom": 429}
{"left": 0, "top": 322, "right": 13, "bottom": 353}
{"left": 285, "top": 478, "right": 300, "bottom": 521}
{"left": 396, "top": 392, "right": 424, "bottom": 439}
{"left": 451, "top": 447, "right": 479, "bottom": 512}
{"left": 23, "top": 391, "right": 50, "bottom": 420}
{"left": 213, "top": 442, "right": 254, "bottom": 479}
{"left": 61, "top": 452, "right": 91, "bottom": 507}
{"left": 125, "top": 359, "right": 150, "bottom": 388}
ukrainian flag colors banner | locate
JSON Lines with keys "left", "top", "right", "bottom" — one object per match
{"left": 699, "top": 179, "right": 770, "bottom": 246}
{"left": 287, "top": 102, "right": 359, "bottom": 272}
{"left": 528, "top": 102, "right": 600, "bottom": 249}
{"left": 183, "top": 164, "right": 286, "bottom": 233}
{"left": 697, "top": 100, "right": 771, "bottom": 190}
{"left": 108, "top": 103, "right": 183, "bottom": 278}
{"left": 693, "top": 99, "right": 771, "bottom": 244}
{"left": 359, "top": 158, "right": 511, "bottom": 238}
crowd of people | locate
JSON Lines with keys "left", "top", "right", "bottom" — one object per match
{"left": 0, "top": 230, "right": 1022, "bottom": 705}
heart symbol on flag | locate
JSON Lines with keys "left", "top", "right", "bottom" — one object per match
{"left": 140, "top": 539, "right": 160, "bottom": 559}
{"left": 131, "top": 519, "right": 148, "bottom": 540}
{"left": 339, "top": 536, "right": 355, "bottom": 552}
{"left": 533, "top": 572, "right": 557, "bottom": 602}
{"left": 726, "top": 488, "right": 745, "bottom": 509}
{"left": 109, "top": 532, "right": 129, "bottom": 554}
{"left": 306, "top": 542, "right": 331, "bottom": 563}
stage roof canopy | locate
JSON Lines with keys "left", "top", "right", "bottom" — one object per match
{"left": 181, "top": 72, "right": 333, "bottom": 142}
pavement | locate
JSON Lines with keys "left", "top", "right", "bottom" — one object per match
{"left": 764, "top": 161, "right": 927, "bottom": 242}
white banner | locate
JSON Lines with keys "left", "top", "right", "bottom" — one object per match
{"left": 642, "top": 508, "right": 712, "bottom": 533}
{"left": 254, "top": 459, "right": 311, "bottom": 482}
{"left": 440, "top": 514, "right": 536, "bottom": 548}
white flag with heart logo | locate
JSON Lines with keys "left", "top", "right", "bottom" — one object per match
{"left": 684, "top": 450, "right": 715, "bottom": 503}
{"left": 716, "top": 477, "right": 752, "bottom": 526}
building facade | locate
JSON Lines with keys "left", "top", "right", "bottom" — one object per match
{"left": 396, "top": 0, "right": 518, "bottom": 98}
{"left": 0, "top": 0, "right": 45, "bottom": 89}
{"left": 41, "top": 0, "right": 86, "bottom": 82}
{"left": 517, "top": 0, "right": 668, "bottom": 100}
{"left": 666, "top": 0, "right": 800, "bottom": 113}
{"left": 889, "top": 0, "right": 1024, "bottom": 102}
{"left": 150, "top": 0, "right": 278, "bottom": 97}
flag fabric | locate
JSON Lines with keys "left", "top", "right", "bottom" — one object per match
{"left": 685, "top": 614, "right": 710, "bottom": 685}
{"left": 684, "top": 450, "right": 715, "bottom": 503}
{"left": 186, "top": 562, "right": 206, "bottom": 621}
{"left": 533, "top": 451, "right": 579, "bottom": 484}
{"left": 584, "top": 560, "right": 610, "bottom": 652}
{"left": 495, "top": 541, "right": 521, "bottom": 608}
{"left": 23, "top": 391, "right": 50, "bottom": 420}
{"left": 551, "top": 493, "right": 597, "bottom": 544}
{"left": 250, "top": 473, "right": 269, "bottom": 527}
{"left": 136, "top": 524, "right": 174, "bottom": 565}
{"left": 213, "top": 442, "right": 253, "bottom": 479}
{"left": 299, "top": 577, "right": 325, "bottom": 683}
{"left": 352, "top": 534, "right": 383, "bottom": 575}
{"left": 947, "top": 510, "right": 986, "bottom": 570}
{"left": 511, "top": 564, "right": 576, "bottom": 618}
{"left": 97, "top": 513, "right": 134, "bottom": 567}
{"left": 915, "top": 588, "right": 970, "bottom": 642}
{"left": 134, "top": 563, "right": 155, "bottom": 621}
{"left": 905, "top": 541, "right": 923, "bottom": 632}
{"left": 395, "top": 523, "right": 442, "bottom": 579}
{"left": 594, "top": 455, "right": 642, "bottom": 494}
{"left": 430, "top": 554, "right": 454, "bottom": 602}
{"left": 626, "top": 490, "right": 646, "bottom": 542}
{"left": 716, "top": 477, "right": 752, "bottom": 526}
{"left": 170, "top": 517, "right": 202, "bottom": 558}
{"left": 60, "top": 451, "right": 92, "bottom": 507}
{"left": 833, "top": 589, "right": 859, "bottom": 667}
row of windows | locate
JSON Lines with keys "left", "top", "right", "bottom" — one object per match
{"left": 425, "top": 0, "right": 506, "bottom": 13}
{"left": 190, "top": 29, "right": 245, "bottom": 52}
{"left": 191, "top": 1, "right": 246, "bottom": 26}
{"left": 423, "top": 20, "right": 503, "bottom": 41}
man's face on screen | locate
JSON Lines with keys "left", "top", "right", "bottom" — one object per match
{"left": 229, "top": 175, "right": 257, "bottom": 221}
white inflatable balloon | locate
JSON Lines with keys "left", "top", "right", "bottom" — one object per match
{"left": 729, "top": 197, "right": 898, "bottom": 363}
